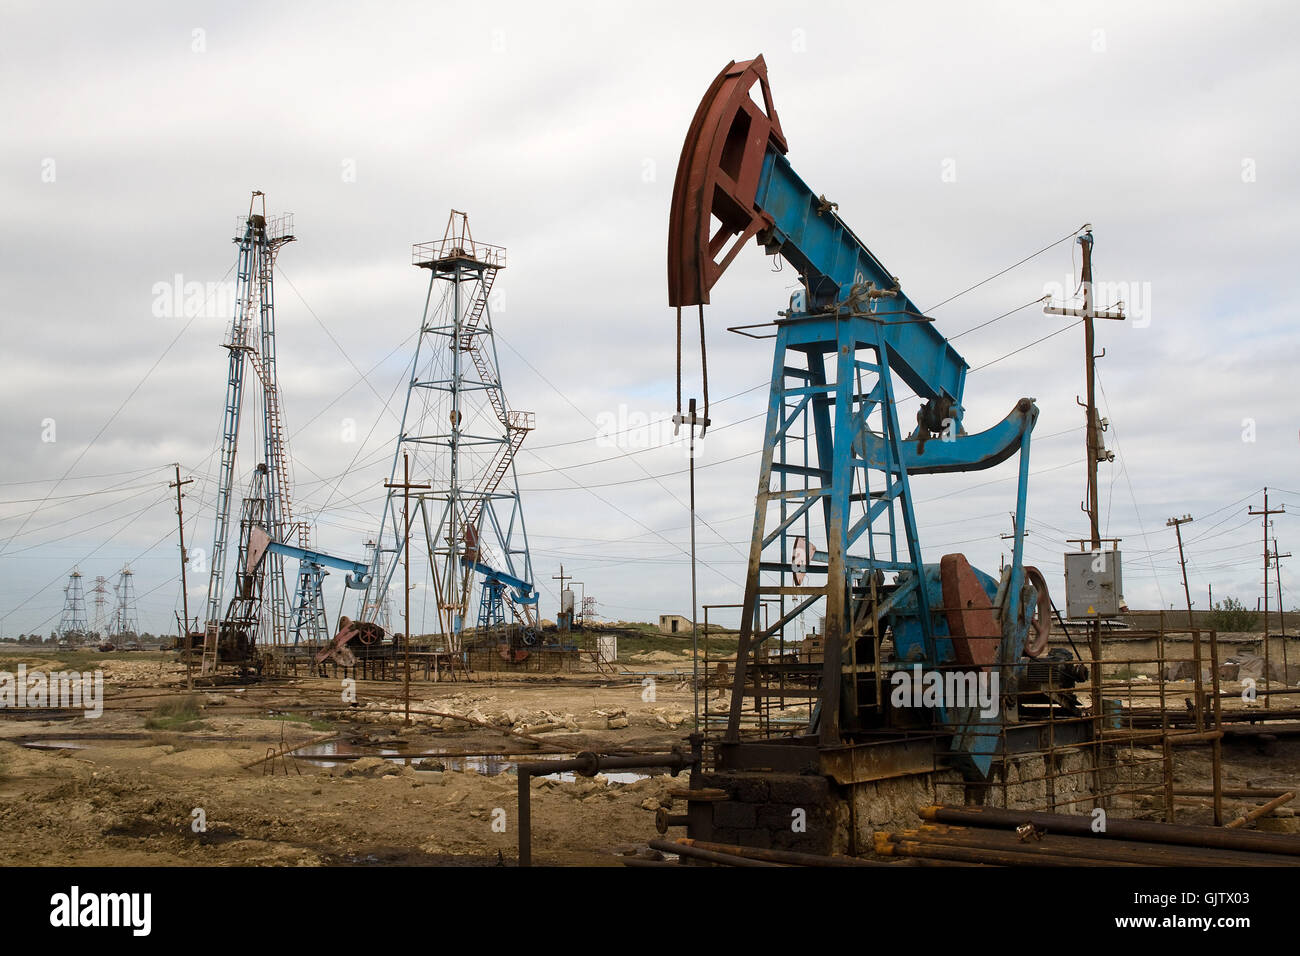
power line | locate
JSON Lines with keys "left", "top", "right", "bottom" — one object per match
{"left": 0, "top": 263, "right": 235, "bottom": 558}
{"left": 968, "top": 318, "right": 1083, "bottom": 373}
{"left": 0, "top": 463, "right": 171, "bottom": 488}
{"left": 948, "top": 295, "right": 1051, "bottom": 342}
{"left": 925, "top": 224, "right": 1087, "bottom": 313}
{"left": 495, "top": 329, "right": 750, "bottom": 572}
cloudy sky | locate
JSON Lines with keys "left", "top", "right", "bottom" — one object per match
{"left": 1, "top": 0, "right": 1296, "bottom": 639}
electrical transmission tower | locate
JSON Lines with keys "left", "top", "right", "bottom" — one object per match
{"left": 57, "top": 569, "right": 88, "bottom": 643}
{"left": 202, "top": 191, "right": 298, "bottom": 674}
{"left": 89, "top": 575, "right": 111, "bottom": 638}
{"left": 110, "top": 565, "right": 140, "bottom": 640}
{"left": 359, "top": 211, "right": 539, "bottom": 651}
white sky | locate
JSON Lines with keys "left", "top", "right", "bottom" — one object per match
{"left": 1, "top": 0, "right": 1297, "bottom": 637}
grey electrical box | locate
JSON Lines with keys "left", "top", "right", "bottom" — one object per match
{"left": 1064, "top": 550, "right": 1124, "bottom": 618}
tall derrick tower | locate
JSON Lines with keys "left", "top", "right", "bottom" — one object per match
{"left": 201, "top": 192, "right": 298, "bottom": 674}
{"left": 359, "top": 211, "right": 539, "bottom": 650}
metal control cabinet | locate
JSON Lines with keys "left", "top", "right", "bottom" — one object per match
{"left": 1064, "top": 550, "right": 1123, "bottom": 618}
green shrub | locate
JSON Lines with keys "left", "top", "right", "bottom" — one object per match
{"left": 145, "top": 694, "right": 203, "bottom": 729}
{"left": 1205, "top": 596, "right": 1259, "bottom": 632}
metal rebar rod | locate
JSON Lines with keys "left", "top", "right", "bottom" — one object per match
{"left": 241, "top": 731, "right": 341, "bottom": 769}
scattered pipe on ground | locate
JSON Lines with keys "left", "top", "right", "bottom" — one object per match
{"left": 241, "top": 731, "right": 341, "bottom": 770}
{"left": 518, "top": 747, "right": 697, "bottom": 866}
{"left": 886, "top": 823, "right": 1290, "bottom": 867}
{"left": 680, "top": 838, "right": 888, "bottom": 867}
{"left": 875, "top": 832, "right": 1120, "bottom": 867}
{"left": 1173, "top": 788, "right": 1292, "bottom": 799}
{"left": 919, "top": 804, "right": 1300, "bottom": 857}
{"left": 647, "top": 837, "right": 783, "bottom": 867}
{"left": 1226, "top": 791, "right": 1296, "bottom": 830}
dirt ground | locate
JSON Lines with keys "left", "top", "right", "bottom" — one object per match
{"left": 0, "top": 647, "right": 1297, "bottom": 866}
{"left": 0, "top": 649, "right": 715, "bottom": 866}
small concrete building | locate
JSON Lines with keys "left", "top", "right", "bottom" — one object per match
{"left": 659, "top": 614, "right": 691, "bottom": 634}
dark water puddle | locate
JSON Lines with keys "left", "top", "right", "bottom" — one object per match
{"left": 296, "top": 741, "right": 647, "bottom": 783}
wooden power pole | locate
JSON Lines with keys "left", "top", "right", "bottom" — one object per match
{"left": 1167, "top": 514, "right": 1201, "bottom": 730}
{"left": 1249, "top": 489, "right": 1285, "bottom": 707}
{"left": 170, "top": 464, "right": 195, "bottom": 691}
{"left": 1046, "top": 228, "right": 1126, "bottom": 802}
{"left": 1167, "top": 515, "right": 1195, "bottom": 628}
{"left": 1044, "top": 228, "right": 1126, "bottom": 548}
{"left": 1273, "top": 537, "right": 1290, "bottom": 686}
{"left": 385, "top": 453, "right": 429, "bottom": 725}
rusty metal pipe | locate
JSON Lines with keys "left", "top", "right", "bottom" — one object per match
{"left": 1174, "top": 788, "right": 1292, "bottom": 798}
{"left": 517, "top": 749, "right": 694, "bottom": 867}
{"left": 685, "top": 838, "right": 889, "bottom": 867}
{"left": 920, "top": 804, "right": 1300, "bottom": 857}
{"left": 878, "top": 835, "right": 1125, "bottom": 867}
{"left": 893, "top": 824, "right": 1290, "bottom": 867}
{"left": 618, "top": 856, "right": 682, "bottom": 867}
{"left": 655, "top": 808, "right": 690, "bottom": 834}
{"left": 648, "top": 837, "right": 784, "bottom": 867}
{"left": 1226, "top": 791, "right": 1296, "bottom": 830}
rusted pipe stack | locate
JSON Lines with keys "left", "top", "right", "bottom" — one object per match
{"left": 643, "top": 838, "right": 889, "bottom": 867}
{"left": 871, "top": 805, "right": 1300, "bottom": 866}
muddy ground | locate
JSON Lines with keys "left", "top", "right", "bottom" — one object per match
{"left": 0, "top": 649, "right": 1296, "bottom": 865}
{"left": 0, "top": 651, "right": 711, "bottom": 866}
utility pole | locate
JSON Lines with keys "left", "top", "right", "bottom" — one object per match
{"left": 170, "top": 464, "right": 195, "bottom": 691}
{"left": 552, "top": 565, "right": 573, "bottom": 629}
{"left": 1249, "top": 489, "right": 1285, "bottom": 708}
{"left": 386, "top": 453, "right": 429, "bottom": 725}
{"left": 1272, "top": 538, "right": 1290, "bottom": 685}
{"left": 1046, "top": 229, "right": 1125, "bottom": 801}
{"left": 1044, "top": 227, "right": 1125, "bottom": 548}
{"left": 1167, "top": 514, "right": 1200, "bottom": 730}
{"left": 1000, "top": 511, "right": 1028, "bottom": 571}
{"left": 1271, "top": 538, "right": 1290, "bottom": 637}
{"left": 1167, "top": 516, "right": 1195, "bottom": 629}
{"left": 552, "top": 565, "right": 571, "bottom": 593}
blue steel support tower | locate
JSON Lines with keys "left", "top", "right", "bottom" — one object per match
{"left": 289, "top": 564, "right": 330, "bottom": 647}
{"left": 359, "top": 211, "right": 539, "bottom": 650}
{"left": 202, "top": 192, "right": 297, "bottom": 674}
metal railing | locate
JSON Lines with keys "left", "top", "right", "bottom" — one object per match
{"left": 412, "top": 237, "right": 506, "bottom": 268}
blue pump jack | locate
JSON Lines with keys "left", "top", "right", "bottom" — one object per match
{"left": 246, "top": 527, "right": 373, "bottom": 646}
{"left": 667, "top": 57, "right": 1052, "bottom": 779}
